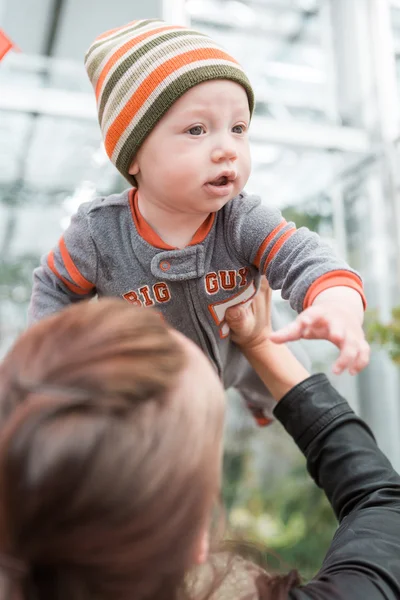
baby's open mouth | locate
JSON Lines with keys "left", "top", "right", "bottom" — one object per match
{"left": 209, "top": 176, "right": 229, "bottom": 186}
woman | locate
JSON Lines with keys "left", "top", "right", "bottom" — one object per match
{"left": 0, "top": 288, "right": 398, "bottom": 600}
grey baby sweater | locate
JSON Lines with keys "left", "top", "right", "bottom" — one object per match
{"left": 29, "top": 188, "right": 364, "bottom": 423}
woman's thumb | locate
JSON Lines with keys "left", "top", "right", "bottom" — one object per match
{"left": 226, "top": 303, "right": 254, "bottom": 340}
{"left": 225, "top": 305, "right": 243, "bottom": 322}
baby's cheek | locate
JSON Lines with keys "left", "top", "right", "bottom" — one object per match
{"left": 240, "top": 148, "right": 251, "bottom": 173}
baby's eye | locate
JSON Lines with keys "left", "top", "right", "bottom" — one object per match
{"left": 188, "top": 125, "right": 205, "bottom": 136}
{"left": 232, "top": 124, "right": 246, "bottom": 134}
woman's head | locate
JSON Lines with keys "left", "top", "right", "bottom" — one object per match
{"left": 0, "top": 299, "right": 225, "bottom": 600}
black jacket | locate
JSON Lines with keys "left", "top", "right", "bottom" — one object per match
{"left": 273, "top": 373, "right": 400, "bottom": 599}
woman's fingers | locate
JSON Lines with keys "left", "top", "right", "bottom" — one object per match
{"left": 226, "top": 280, "right": 272, "bottom": 346}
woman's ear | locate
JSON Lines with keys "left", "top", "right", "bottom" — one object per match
{"left": 194, "top": 529, "right": 209, "bottom": 565}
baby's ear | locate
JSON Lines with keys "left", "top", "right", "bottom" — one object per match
{"left": 129, "top": 159, "right": 140, "bottom": 176}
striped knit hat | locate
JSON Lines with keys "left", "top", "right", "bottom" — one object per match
{"left": 84, "top": 19, "right": 255, "bottom": 185}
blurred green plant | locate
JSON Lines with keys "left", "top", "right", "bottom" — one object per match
{"left": 224, "top": 459, "right": 337, "bottom": 581}
{"left": 0, "top": 254, "right": 40, "bottom": 303}
{"left": 366, "top": 307, "right": 400, "bottom": 365}
{"left": 262, "top": 463, "right": 337, "bottom": 580}
{"left": 282, "top": 206, "right": 323, "bottom": 231}
{"left": 222, "top": 451, "right": 246, "bottom": 512}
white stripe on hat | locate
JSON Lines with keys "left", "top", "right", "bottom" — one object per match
{"left": 101, "top": 33, "right": 218, "bottom": 131}
{"left": 87, "top": 21, "right": 163, "bottom": 84}
{"left": 110, "top": 58, "right": 243, "bottom": 164}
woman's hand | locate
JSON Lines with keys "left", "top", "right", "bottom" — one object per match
{"left": 226, "top": 279, "right": 272, "bottom": 351}
{"left": 226, "top": 280, "right": 310, "bottom": 402}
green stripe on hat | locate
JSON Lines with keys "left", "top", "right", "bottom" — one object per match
{"left": 85, "top": 20, "right": 155, "bottom": 77}
{"left": 98, "top": 29, "right": 209, "bottom": 123}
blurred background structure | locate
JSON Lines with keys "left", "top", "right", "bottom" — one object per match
{"left": 1, "top": 0, "right": 400, "bottom": 578}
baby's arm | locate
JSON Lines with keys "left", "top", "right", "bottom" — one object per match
{"left": 228, "top": 194, "right": 365, "bottom": 313}
{"left": 228, "top": 195, "right": 368, "bottom": 374}
{"left": 270, "top": 286, "right": 369, "bottom": 375}
{"left": 28, "top": 204, "right": 97, "bottom": 324}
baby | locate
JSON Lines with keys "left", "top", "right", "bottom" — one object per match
{"left": 29, "top": 19, "right": 369, "bottom": 425}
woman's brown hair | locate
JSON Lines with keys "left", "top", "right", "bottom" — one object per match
{"left": 0, "top": 299, "right": 224, "bottom": 600}
{"left": 0, "top": 299, "right": 300, "bottom": 600}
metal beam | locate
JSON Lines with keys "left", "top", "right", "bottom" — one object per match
{"left": 0, "top": 86, "right": 96, "bottom": 120}
{"left": 250, "top": 115, "right": 371, "bottom": 153}
{"left": 256, "top": 89, "right": 324, "bottom": 111}
{"left": 190, "top": 17, "right": 301, "bottom": 41}
{"left": 2, "top": 78, "right": 326, "bottom": 116}
{"left": 191, "top": 16, "right": 319, "bottom": 43}
{"left": 0, "top": 84, "right": 372, "bottom": 153}
{"left": 219, "top": 0, "right": 318, "bottom": 15}
{"left": 43, "top": 0, "right": 66, "bottom": 56}
{"left": 0, "top": 54, "right": 329, "bottom": 114}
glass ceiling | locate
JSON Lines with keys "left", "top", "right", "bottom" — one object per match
{"left": 0, "top": 0, "right": 374, "bottom": 213}
{"left": 0, "top": 0, "right": 399, "bottom": 351}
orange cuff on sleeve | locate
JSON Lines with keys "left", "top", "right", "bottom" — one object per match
{"left": 303, "top": 270, "right": 367, "bottom": 310}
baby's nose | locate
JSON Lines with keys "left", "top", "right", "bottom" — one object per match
{"left": 211, "top": 145, "right": 238, "bottom": 162}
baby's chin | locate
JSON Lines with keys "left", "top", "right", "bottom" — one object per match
{"left": 207, "top": 196, "right": 236, "bottom": 213}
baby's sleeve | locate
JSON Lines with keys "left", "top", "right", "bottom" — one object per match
{"left": 28, "top": 203, "right": 97, "bottom": 324}
{"left": 227, "top": 194, "right": 365, "bottom": 313}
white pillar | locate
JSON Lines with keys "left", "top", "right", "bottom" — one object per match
{"left": 329, "top": 0, "right": 400, "bottom": 469}
{"left": 368, "top": 0, "right": 400, "bottom": 140}
{"left": 319, "top": 0, "right": 339, "bottom": 122}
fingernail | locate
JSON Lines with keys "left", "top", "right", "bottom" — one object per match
{"left": 229, "top": 307, "right": 241, "bottom": 320}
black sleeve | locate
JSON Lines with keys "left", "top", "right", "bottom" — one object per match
{"left": 273, "top": 374, "right": 400, "bottom": 600}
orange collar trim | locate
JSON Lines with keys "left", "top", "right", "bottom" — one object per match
{"left": 129, "top": 189, "right": 215, "bottom": 250}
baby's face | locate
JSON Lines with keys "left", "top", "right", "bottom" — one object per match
{"left": 129, "top": 80, "right": 251, "bottom": 217}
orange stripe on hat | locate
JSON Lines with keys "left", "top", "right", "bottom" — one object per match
{"left": 105, "top": 47, "right": 239, "bottom": 158}
{"left": 95, "top": 25, "right": 181, "bottom": 99}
